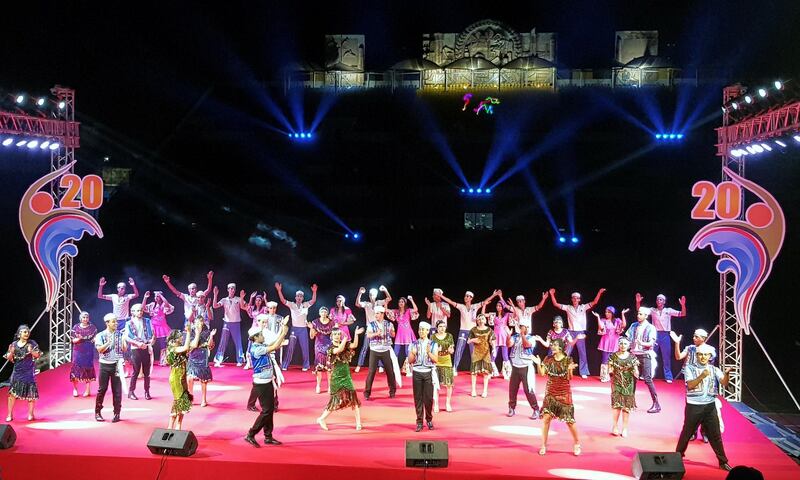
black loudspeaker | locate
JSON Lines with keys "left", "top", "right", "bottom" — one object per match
{"left": 405, "top": 440, "right": 448, "bottom": 468}
{"left": 147, "top": 428, "right": 198, "bottom": 457}
{"left": 0, "top": 424, "right": 16, "bottom": 449}
{"left": 632, "top": 452, "right": 685, "bottom": 480}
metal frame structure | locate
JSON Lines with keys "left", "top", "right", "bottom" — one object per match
{"left": 715, "top": 85, "right": 800, "bottom": 401}
{"left": 0, "top": 85, "right": 80, "bottom": 369}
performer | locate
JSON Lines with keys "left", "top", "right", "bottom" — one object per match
{"left": 162, "top": 271, "right": 214, "bottom": 323}
{"left": 212, "top": 283, "right": 248, "bottom": 367}
{"left": 94, "top": 314, "right": 128, "bottom": 422}
{"left": 549, "top": 288, "right": 605, "bottom": 378}
{"left": 608, "top": 337, "right": 639, "bottom": 437}
{"left": 468, "top": 314, "right": 496, "bottom": 398}
{"left": 408, "top": 322, "right": 439, "bottom": 431}
{"left": 244, "top": 294, "right": 268, "bottom": 369}
{"left": 387, "top": 295, "right": 419, "bottom": 376}
{"left": 309, "top": 307, "right": 335, "bottom": 394}
{"left": 672, "top": 328, "right": 717, "bottom": 442}
{"left": 246, "top": 313, "right": 285, "bottom": 412}
{"left": 485, "top": 296, "right": 514, "bottom": 378}
{"left": 636, "top": 293, "right": 686, "bottom": 383}
{"left": 441, "top": 290, "right": 497, "bottom": 376}
{"left": 244, "top": 316, "right": 290, "bottom": 448}
{"left": 276, "top": 282, "right": 317, "bottom": 371}
{"left": 675, "top": 344, "right": 732, "bottom": 471}
{"left": 97, "top": 276, "right": 139, "bottom": 332}
{"left": 70, "top": 311, "right": 97, "bottom": 397}
{"left": 431, "top": 320, "right": 455, "bottom": 412}
{"left": 125, "top": 303, "right": 155, "bottom": 400}
{"left": 316, "top": 326, "right": 365, "bottom": 431}
{"left": 424, "top": 288, "right": 451, "bottom": 328}
{"left": 537, "top": 338, "right": 581, "bottom": 456}
{"left": 592, "top": 306, "right": 628, "bottom": 382}
{"left": 4, "top": 325, "right": 41, "bottom": 422}
{"left": 186, "top": 312, "right": 216, "bottom": 407}
{"left": 541, "top": 316, "right": 583, "bottom": 356}
{"left": 507, "top": 290, "right": 548, "bottom": 333}
{"left": 363, "top": 306, "right": 398, "bottom": 400}
{"left": 626, "top": 307, "right": 660, "bottom": 413}
{"left": 330, "top": 295, "right": 356, "bottom": 342}
{"left": 166, "top": 324, "right": 196, "bottom": 430}
{"left": 506, "top": 322, "right": 542, "bottom": 419}
{"left": 354, "top": 286, "right": 391, "bottom": 372}
{"left": 143, "top": 291, "right": 175, "bottom": 367}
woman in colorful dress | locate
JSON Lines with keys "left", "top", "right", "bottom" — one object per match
{"left": 330, "top": 295, "right": 356, "bottom": 342}
{"left": 70, "top": 311, "right": 97, "bottom": 397}
{"left": 592, "top": 307, "right": 628, "bottom": 382}
{"left": 485, "top": 300, "right": 514, "bottom": 378}
{"left": 389, "top": 296, "right": 419, "bottom": 376}
{"left": 5, "top": 325, "right": 42, "bottom": 422}
{"left": 468, "top": 314, "right": 496, "bottom": 398}
{"left": 537, "top": 338, "right": 581, "bottom": 456}
{"left": 608, "top": 337, "right": 639, "bottom": 437}
{"left": 186, "top": 311, "right": 216, "bottom": 407}
{"left": 431, "top": 320, "right": 455, "bottom": 412}
{"left": 143, "top": 291, "right": 175, "bottom": 367}
{"left": 309, "top": 307, "right": 335, "bottom": 394}
{"left": 316, "top": 326, "right": 365, "bottom": 431}
{"left": 540, "top": 316, "right": 583, "bottom": 356}
{"left": 166, "top": 323, "right": 197, "bottom": 430}
{"left": 244, "top": 293, "right": 268, "bottom": 369}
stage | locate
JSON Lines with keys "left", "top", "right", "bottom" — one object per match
{"left": 1, "top": 364, "right": 797, "bottom": 479}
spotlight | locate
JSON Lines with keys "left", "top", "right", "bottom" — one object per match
{"left": 668, "top": 134, "right": 676, "bottom": 139}
{"left": 758, "top": 88, "right": 767, "bottom": 98}
{"left": 558, "top": 236, "right": 566, "bottom": 243}
{"left": 571, "top": 236, "right": 579, "bottom": 244}
{"left": 15, "top": 94, "right": 25, "bottom": 104}
{"left": 721, "top": 106, "right": 727, "bottom": 114}
{"left": 460, "top": 188, "right": 466, "bottom": 193}
{"left": 655, "top": 134, "right": 662, "bottom": 139}
{"left": 36, "top": 97, "right": 46, "bottom": 107}
{"left": 476, "top": 188, "right": 483, "bottom": 193}
{"left": 468, "top": 188, "right": 474, "bottom": 193}
{"left": 57, "top": 101, "right": 66, "bottom": 110}
{"left": 27, "top": 140, "right": 39, "bottom": 149}
{"left": 760, "top": 143, "right": 772, "bottom": 151}
{"left": 775, "top": 140, "right": 787, "bottom": 147}
{"left": 49, "top": 142, "right": 60, "bottom": 150}
{"left": 2, "top": 138, "right": 13, "bottom": 146}
{"left": 731, "top": 102, "right": 739, "bottom": 110}
{"left": 731, "top": 149, "right": 744, "bottom": 157}
{"left": 16, "top": 140, "right": 27, "bottom": 147}
{"left": 745, "top": 145, "right": 756, "bottom": 154}
{"left": 485, "top": 188, "right": 491, "bottom": 193}
{"left": 775, "top": 80, "right": 784, "bottom": 90}
{"left": 307, "top": 133, "right": 313, "bottom": 139}
{"left": 40, "top": 141, "right": 50, "bottom": 149}
{"left": 345, "top": 233, "right": 350, "bottom": 239}
{"left": 752, "top": 145, "right": 764, "bottom": 153}
{"left": 677, "top": 134, "right": 684, "bottom": 139}
{"left": 353, "top": 232, "right": 361, "bottom": 240}
{"left": 744, "top": 95, "right": 753, "bottom": 104}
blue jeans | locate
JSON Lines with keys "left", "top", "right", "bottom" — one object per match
{"left": 214, "top": 322, "right": 244, "bottom": 364}
{"left": 453, "top": 329, "right": 474, "bottom": 372}
{"left": 656, "top": 331, "right": 673, "bottom": 381}
{"left": 282, "top": 326, "right": 310, "bottom": 370}
{"left": 394, "top": 343, "right": 411, "bottom": 367}
{"left": 565, "top": 330, "right": 589, "bottom": 376}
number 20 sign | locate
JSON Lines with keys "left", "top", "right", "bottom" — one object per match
{"left": 691, "top": 180, "right": 741, "bottom": 220}
{"left": 59, "top": 174, "right": 103, "bottom": 209}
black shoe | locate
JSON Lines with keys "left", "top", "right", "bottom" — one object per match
{"left": 719, "top": 463, "right": 732, "bottom": 471}
{"left": 144, "top": 392, "right": 152, "bottom": 400}
{"left": 244, "top": 436, "right": 260, "bottom": 448}
{"left": 128, "top": 392, "right": 138, "bottom": 400}
{"left": 247, "top": 406, "right": 259, "bottom": 412}
{"left": 95, "top": 413, "right": 104, "bottom": 422}
{"left": 427, "top": 421, "right": 434, "bottom": 430}
{"left": 264, "top": 437, "right": 282, "bottom": 446}
{"left": 530, "top": 410, "right": 540, "bottom": 420}
{"left": 702, "top": 435, "right": 709, "bottom": 444}
{"left": 415, "top": 423, "right": 423, "bottom": 432}
{"left": 689, "top": 433, "right": 697, "bottom": 441}
{"left": 389, "top": 393, "right": 396, "bottom": 399}
{"left": 364, "top": 394, "right": 372, "bottom": 401}
{"left": 112, "top": 414, "right": 121, "bottom": 423}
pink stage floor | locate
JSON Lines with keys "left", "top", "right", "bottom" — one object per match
{"left": 1, "top": 363, "right": 797, "bottom": 479}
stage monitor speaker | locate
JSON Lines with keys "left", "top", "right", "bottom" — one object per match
{"left": 632, "top": 452, "right": 685, "bottom": 480}
{"left": 405, "top": 440, "right": 448, "bottom": 468}
{"left": 0, "top": 424, "right": 16, "bottom": 449}
{"left": 147, "top": 428, "right": 197, "bottom": 457}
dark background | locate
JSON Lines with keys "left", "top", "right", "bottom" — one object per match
{"left": 1, "top": 0, "right": 798, "bottom": 412}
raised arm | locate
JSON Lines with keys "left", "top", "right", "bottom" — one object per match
{"left": 635, "top": 292, "right": 643, "bottom": 311}
{"left": 678, "top": 295, "right": 687, "bottom": 317}
{"left": 212, "top": 286, "right": 222, "bottom": 308}
{"left": 408, "top": 296, "right": 419, "bottom": 313}
{"left": 203, "top": 271, "right": 214, "bottom": 297}
{"left": 275, "top": 282, "right": 289, "bottom": 306}
{"left": 534, "top": 291, "right": 548, "bottom": 310}
{"left": 308, "top": 284, "right": 318, "bottom": 307}
{"left": 173, "top": 323, "right": 194, "bottom": 353}
{"left": 267, "top": 317, "right": 291, "bottom": 353}
{"left": 438, "top": 293, "right": 458, "bottom": 308}
{"left": 349, "top": 326, "right": 364, "bottom": 351}
{"left": 239, "top": 290, "right": 248, "bottom": 310}
{"left": 98, "top": 277, "right": 109, "bottom": 300}
{"left": 128, "top": 277, "right": 140, "bottom": 300}
{"left": 162, "top": 275, "right": 183, "bottom": 299}
{"left": 588, "top": 288, "right": 606, "bottom": 308}
{"left": 380, "top": 285, "right": 392, "bottom": 305}
{"left": 355, "top": 287, "right": 366, "bottom": 308}
{"left": 548, "top": 288, "right": 562, "bottom": 309}
{"left": 672, "top": 332, "right": 687, "bottom": 361}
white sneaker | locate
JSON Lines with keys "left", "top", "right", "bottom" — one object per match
{"left": 453, "top": 371, "right": 458, "bottom": 377}
{"left": 581, "top": 375, "right": 588, "bottom": 379}
{"left": 666, "top": 380, "right": 673, "bottom": 384}
{"left": 213, "top": 361, "right": 222, "bottom": 368}
{"left": 236, "top": 363, "right": 242, "bottom": 367}
{"left": 379, "top": 367, "right": 384, "bottom": 373}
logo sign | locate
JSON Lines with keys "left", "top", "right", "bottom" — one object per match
{"left": 19, "top": 161, "right": 104, "bottom": 310}
{"left": 689, "top": 167, "right": 785, "bottom": 333}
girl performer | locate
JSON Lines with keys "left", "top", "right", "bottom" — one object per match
{"left": 316, "top": 326, "right": 365, "bottom": 431}
{"left": 244, "top": 293, "right": 268, "bottom": 369}
{"left": 592, "top": 307, "right": 627, "bottom": 382}
{"left": 432, "top": 320, "right": 455, "bottom": 412}
{"left": 166, "top": 323, "right": 198, "bottom": 430}
{"left": 70, "top": 311, "right": 98, "bottom": 397}
{"left": 537, "top": 338, "right": 581, "bottom": 456}
{"left": 330, "top": 295, "right": 356, "bottom": 342}
{"left": 309, "top": 307, "right": 335, "bottom": 394}
{"left": 143, "top": 291, "right": 175, "bottom": 367}
{"left": 608, "top": 337, "right": 639, "bottom": 437}
{"left": 5, "top": 325, "right": 41, "bottom": 421}
{"left": 540, "top": 316, "right": 584, "bottom": 356}
{"left": 388, "top": 296, "right": 419, "bottom": 376}
{"left": 468, "top": 314, "right": 496, "bottom": 398}
{"left": 186, "top": 311, "right": 216, "bottom": 407}
{"left": 485, "top": 299, "right": 514, "bottom": 379}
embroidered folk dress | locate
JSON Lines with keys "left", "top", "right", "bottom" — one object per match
{"left": 468, "top": 327, "right": 495, "bottom": 375}
{"left": 609, "top": 352, "right": 639, "bottom": 412}
{"left": 167, "top": 345, "right": 193, "bottom": 414}
{"left": 325, "top": 342, "right": 361, "bottom": 411}
{"left": 541, "top": 355, "right": 575, "bottom": 423}
{"left": 8, "top": 340, "right": 39, "bottom": 400}
{"left": 70, "top": 323, "right": 98, "bottom": 383}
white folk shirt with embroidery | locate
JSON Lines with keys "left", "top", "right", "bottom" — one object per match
{"left": 559, "top": 303, "right": 591, "bottom": 331}
{"left": 180, "top": 293, "right": 200, "bottom": 320}
{"left": 105, "top": 293, "right": 135, "bottom": 320}
{"left": 650, "top": 307, "right": 681, "bottom": 331}
{"left": 429, "top": 302, "right": 451, "bottom": 326}
{"left": 513, "top": 306, "right": 540, "bottom": 329}
{"left": 219, "top": 296, "right": 244, "bottom": 323}
{"left": 456, "top": 303, "right": 481, "bottom": 330}
{"left": 288, "top": 302, "right": 312, "bottom": 328}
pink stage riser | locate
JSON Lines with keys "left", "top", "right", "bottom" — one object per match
{"left": 1, "top": 365, "right": 796, "bottom": 480}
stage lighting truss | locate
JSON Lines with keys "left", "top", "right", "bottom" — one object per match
{"left": 720, "top": 79, "right": 791, "bottom": 121}
{"left": 717, "top": 100, "right": 800, "bottom": 157}
{"left": 655, "top": 133, "right": 684, "bottom": 141}
{"left": 1, "top": 136, "right": 60, "bottom": 151}
{"left": 1, "top": 89, "right": 68, "bottom": 118}
{"left": 728, "top": 133, "right": 800, "bottom": 157}
{"left": 288, "top": 132, "right": 314, "bottom": 141}
{"left": 460, "top": 187, "right": 492, "bottom": 196}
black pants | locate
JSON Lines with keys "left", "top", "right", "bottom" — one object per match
{"left": 364, "top": 349, "right": 396, "bottom": 397}
{"left": 154, "top": 337, "right": 167, "bottom": 364}
{"left": 96, "top": 362, "right": 122, "bottom": 415}
{"left": 676, "top": 402, "right": 728, "bottom": 465}
{"left": 508, "top": 365, "right": 539, "bottom": 410}
{"left": 247, "top": 385, "right": 279, "bottom": 409}
{"left": 248, "top": 382, "right": 276, "bottom": 439}
{"left": 412, "top": 370, "right": 433, "bottom": 424}
{"left": 636, "top": 354, "right": 658, "bottom": 402}
{"left": 129, "top": 348, "right": 151, "bottom": 394}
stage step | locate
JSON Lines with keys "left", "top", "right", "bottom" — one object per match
{"left": 732, "top": 402, "right": 800, "bottom": 459}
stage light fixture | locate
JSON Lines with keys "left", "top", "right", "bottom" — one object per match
{"left": 721, "top": 106, "right": 727, "bottom": 114}
{"left": 345, "top": 233, "right": 350, "bottom": 239}
{"left": 677, "top": 134, "right": 684, "bottom": 139}
{"left": 485, "top": 188, "right": 491, "bottom": 193}
{"left": 468, "top": 188, "right": 474, "bottom": 193}
{"left": 36, "top": 97, "right": 45, "bottom": 107}
{"left": 49, "top": 142, "right": 60, "bottom": 150}
{"left": 744, "top": 95, "right": 753, "bottom": 104}
{"left": 57, "top": 101, "right": 66, "bottom": 110}
{"left": 460, "top": 188, "right": 466, "bottom": 193}
{"left": 15, "top": 94, "right": 25, "bottom": 104}
{"left": 2, "top": 138, "right": 13, "bottom": 146}
{"left": 731, "top": 102, "right": 739, "bottom": 110}
{"left": 655, "top": 134, "right": 662, "bottom": 139}
{"left": 758, "top": 88, "right": 767, "bottom": 98}
{"left": 774, "top": 80, "right": 783, "bottom": 90}
{"left": 571, "top": 236, "right": 579, "bottom": 244}
{"left": 558, "top": 236, "right": 566, "bottom": 243}
{"left": 16, "top": 140, "right": 27, "bottom": 147}
{"left": 353, "top": 232, "right": 361, "bottom": 240}
{"left": 730, "top": 149, "right": 744, "bottom": 157}
{"left": 752, "top": 145, "right": 764, "bottom": 153}
{"left": 655, "top": 133, "right": 684, "bottom": 141}
{"left": 27, "top": 140, "right": 39, "bottom": 149}
{"left": 793, "top": 135, "right": 800, "bottom": 143}
{"left": 760, "top": 143, "right": 772, "bottom": 151}
{"left": 476, "top": 188, "right": 483, "bottom": 193}
{"left": 40, "top": 141, "right": 50, "bottom": 149}
{"left": 775, "top": 140, "right": 786, "bottom": 147}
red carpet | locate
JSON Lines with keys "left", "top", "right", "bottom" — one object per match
{"left": 1, "top": 364, "right": 797, "bottom": 479}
